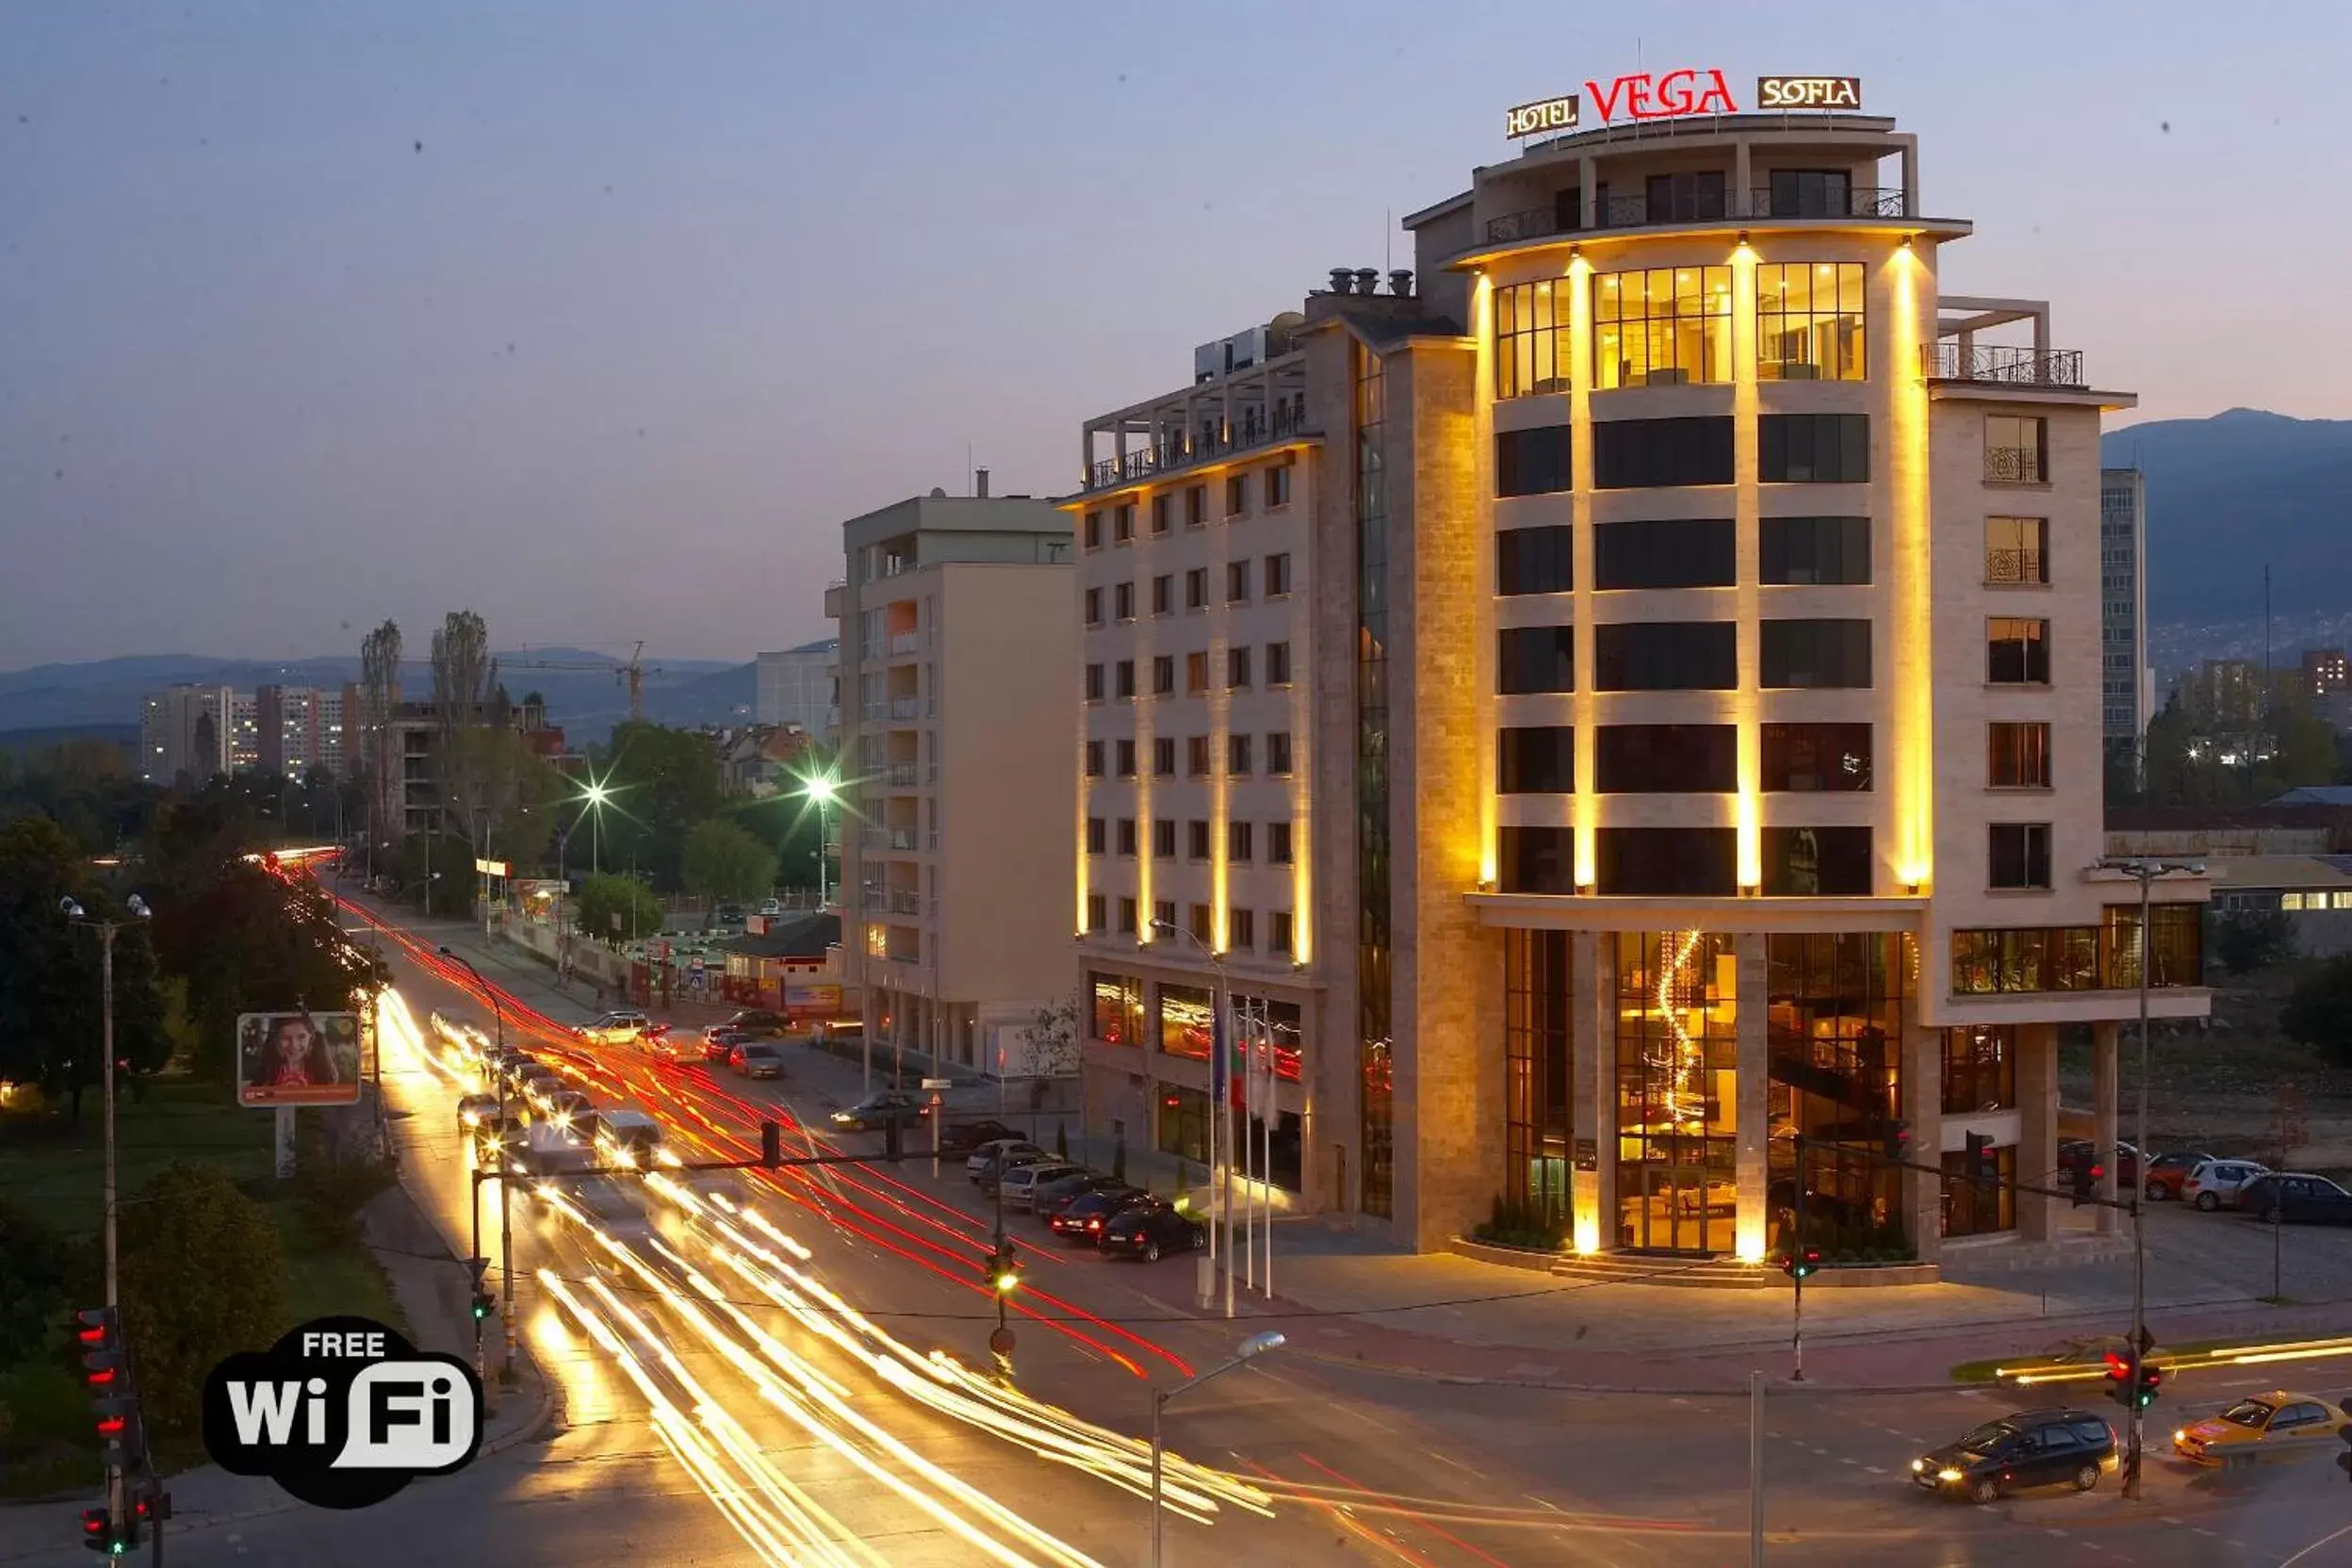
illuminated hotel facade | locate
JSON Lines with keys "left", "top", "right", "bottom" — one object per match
{"left": 1072, "top": 98, "right": 2211, "bottom": 1262}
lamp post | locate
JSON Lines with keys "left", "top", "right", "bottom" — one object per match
{"left": 440, "top": 946, "right": 519, "bottom": 1387}
{"left": 1151, "top": 1331, "right": 1284, "bottom": 1567}
{"left": 798, "top": 771, "right": 838, "bottom": 908}
{"left": 2093, "top": 854, "right": 2203, "bottom": 1500}
{"left": 580, "top": 783, "right": 611, "bottom": 879}
{"left": 1151, "top": 918, "right": 1233, "bottom": 1319}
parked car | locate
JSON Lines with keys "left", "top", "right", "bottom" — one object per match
{"left": 2175, "top": 1393, "right": 2351, "bottom": 1469}
{"left": 999, "top": 1162, "right": 1084, "bottom": 1212}
{"left": 2142, "top": 1151, "right": 2215, "bottom": 1202}
{"left": 2237, "top": 1173, "right": 2352, "bottom": 1225}
{"left": 757, "top": 899, "right": 786, "bottom": 917}
{"left": 727, "top": 1041, "right": 786, "bottom": 1081}
{"left": 1031, "top": 1171, "right": 1121, "bottom": 1219}
{"left": 1100, "top": 1200, "right": 1208, "bottom": 1263}
{"left": 700, "top": 1027, "right": 749, "bottom": 1062}
{"left": 456, "top": 1093, "right": 499, "bottom": 1131}
{"left": 966, "top": 1138, "right": 1045, "bottom": 1178}
{"left": 2182, "top": 1159, "right": 2271, "bottom": 1212}
{"left": 938, "top": 1119, "right": 1023, "bottom": 1156}
{"left": 977, "top": 1149, "right": 1057, "bottom": 1196}
{"left": 2060, "top": 1140, "right": 2141, "bottom": 1192}
{"left": 719, "top": 1009, "right": 792, "bottom": 1038}
{"left": 1912, "top": 1409, "right": 2117, "bottom": 1503}
{"left": 1051, "top": 1186, "right": 1152, "bottom": 1242}
{"left": 832, "top": 1092, "right": 930, "bottom": 1133}
{"left": 578, "top": 1010, "right": 655, "bottom": 1046}
{"left": 469, "top": 1112, "right": 528, "bottom": 1165}
{"left": 592, "top": 1109, "right": 665, "bottom": 1167}
{"left": 542, "top": 1088, "right": 595, "bottom": 1132}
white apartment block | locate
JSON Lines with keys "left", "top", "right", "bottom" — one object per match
{"left": 2099, "top": 467, "right": 2150, "bottom": 766}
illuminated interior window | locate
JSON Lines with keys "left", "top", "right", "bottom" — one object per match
{"left": 1594, "top": 266, "right": 1731, "bottom": 389}
{"left": 1755, "top": 263, "right": 1866, "bottom": 381}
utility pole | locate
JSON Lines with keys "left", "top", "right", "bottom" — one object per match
{"left": 441, "top": 948, "right": 519, "bottom": 1385}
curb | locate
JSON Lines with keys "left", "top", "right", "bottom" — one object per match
{"left": 1287, "top": 1346, "right": 1976, "bottom": 1397}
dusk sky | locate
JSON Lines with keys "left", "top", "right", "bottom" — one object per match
{"left": 5, "top": 1, "right": 2345, "bottom": 671}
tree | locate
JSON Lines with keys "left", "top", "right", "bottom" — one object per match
{"left": 2213, "top": 906, "right": 2295, "bottom": 976}
{"left": 430, "top": 610, "right": 502, "bottom": 853}
{"left": 1022, "top": 993, "right": 1084, "bottom": 1079}
{"left": 682, "top": 820, "right": 776, "bottom": 913}
{"left": 2282, "top": 955, "right": 2352, "bottom": 1067}
{"left": 591, "top": 723, "right": 724, "bottom": 890}
{"left": 359, "top": 619, "right": 403, "bottom": 845}
{"left": 446, "top": 727, "right": 564, "bottom": 869}
{"left": 117, "top": 1162, "right": 284, "bottom": 1438}
{"left": 573, "top": 875, "right": 663, "bottom": 945}
{"left": 0, "top": 816, "right": 169, "bottom": 1118}
{"left": 0, "top": 1197, "right": 74, "bottom": 1359}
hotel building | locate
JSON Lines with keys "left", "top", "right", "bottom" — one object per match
{"left": 1072, "top": 100, "right": 2210, "bottom": 1262}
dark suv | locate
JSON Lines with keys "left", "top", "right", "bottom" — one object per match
{"left": 1913, "top": 1409, "right": 2117, "bottom": 1503}
{"left": 720, "top": 1010, "right": 792, "bottom": 1038}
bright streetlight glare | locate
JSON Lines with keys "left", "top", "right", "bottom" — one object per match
{"left": 802, "top": 774, "right": 838, "bottom": 804}
{"left": 582, "top": 782, "right": 611, "bottom": 807}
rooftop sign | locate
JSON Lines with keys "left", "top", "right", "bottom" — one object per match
{"left": 1758, "top": 75, "right": 1862, "bottom": 110}
{"left": 1505, "top": 94, "right": 1578, "bottom": 139}
{"left": 1508, "top": 72, "right": 1863, "bottom": 136}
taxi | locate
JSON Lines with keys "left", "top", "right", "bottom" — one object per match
{"left": 2173, "top": 1392, "right": 2350, "bottom": 1468}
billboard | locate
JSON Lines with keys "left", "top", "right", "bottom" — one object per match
{"left": 237, "top": 1012, "right": 364, "bottom": 1106}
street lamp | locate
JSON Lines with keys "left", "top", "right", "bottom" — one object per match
{"left": 798, "top": 771, "right": 839, "bottom": 907}
{"left": 1151, "top": 1331, "right": 1284, "bottom": 1567}
{"left": 579, "top": 782, "right": 612, "bottom": 879}
{"left": 439, "top": 946, "right": 519, "bottom": 1388}
{"left": 1151, "top": 917, "right": 1233, "bottom": 1319}
{"left": 2092, "top": 854, "right": 2203, "bottom": 1501}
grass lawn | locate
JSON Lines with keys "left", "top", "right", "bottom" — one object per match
{"left": 0, "top": 1074, "right": 408, "bottom": 1496}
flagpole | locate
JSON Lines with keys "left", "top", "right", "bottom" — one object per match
{"left": 1243, "top": 997, "right": 1256, "bottom": 1292}
{"left": 1261, "top": 1015, "right": 1274, "bottom": 1298}
{"left": 1222, "top": 991, "right": 1235, "bottom": 1320}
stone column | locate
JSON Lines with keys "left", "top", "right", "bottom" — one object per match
{"left": 1734, "top": 936, "right": 1769, "bottom": 1262}
{"left": 2093, "top": 1022, "right": 2121, "bottom": 1234}
{"left": 2017, "top": 1022, "right": 2060, "bottom": 1242}
{"left": 1903, "top": 1020, "right": 1944, "bottom": 1263}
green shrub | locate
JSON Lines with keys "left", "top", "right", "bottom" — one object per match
{"left": 1471, "top": 1193, "right": 1568, "bottom": 1251}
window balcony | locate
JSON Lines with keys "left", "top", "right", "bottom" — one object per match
{"left": 884, "top": 888, "right": 923, "bottom": 917}
{"left": 888, "top": 696, "right": 921, "bottom": 721}
{"left": 880, "top": 761, "right": 919, "bottom": 787}
{"left": 1924, "top": 342, "right": 2085, "bottom": 389}
{"left": 1984, "top": 447, "right": 2046, "bottom": 484}
{"left": 1084, "top": 398, "right": 1312, "bottom": 493}
{"left": 860, "top": 825, "right": 921, "bottom": 852}
{"left": 1983, "top": 547, "right": 2048, "bottom": 586}
{"left": 1482, "top": 186, "right": 1909, "bottom": 245}
{"left": 888, "top": 630, "right": 923, "bottom": 657}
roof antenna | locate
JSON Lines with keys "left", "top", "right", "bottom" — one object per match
{"left": 1384, "top": 207, "right": 1391, "bottom": 274}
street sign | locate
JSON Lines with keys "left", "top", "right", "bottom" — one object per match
{"left": 236, "top": 1013, "right": 363, "bottom": 1107}
{"left": 2133, "top": 1324, "right": 2159, "bottom": 1354}
{"left": 920, "top": 1077, "right": 954, "bottom": 1090}
{"left": 472, "top": 858, "right": 508, "bottom": 877}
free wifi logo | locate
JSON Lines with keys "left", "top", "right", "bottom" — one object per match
{"left": 200, "top": 1316, "right": 483, "bottom": 1509}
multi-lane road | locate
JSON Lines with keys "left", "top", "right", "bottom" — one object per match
{"left": 55, "top": 890, "right": 2352, "bottom": 1568}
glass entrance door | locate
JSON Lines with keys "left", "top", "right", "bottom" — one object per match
{"left": 1615, "top": 931, "right": 1740, "bottom": 1254}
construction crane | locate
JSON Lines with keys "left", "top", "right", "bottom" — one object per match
{"left": 502, "top": 641, "right": 657, "bottom": 722}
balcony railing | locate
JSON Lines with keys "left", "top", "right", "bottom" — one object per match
{"left": 1085, "top": 397, "right": 1311, "bottom": 493}
{"left": 860, "top": 825, "right": 920, "bottom": 852}
{"left": 888, "top": 696, "right": 920, "bottom": 721}
{"left": 1482, "top": 186, "right": 1910, "bottom": 244}
{"left": 887, "top": 630, "right": 923, "bottom": 656}
{"left": 1984, "top": 547, "right": 2048, "bottom": 586}
{"left": 1925, "top": 342, "right": 2086, "bottom": 388}
{"left": 885, "top": 888, "right": 922, "bottom": 916}
{"left": 880, "top": 761, "right": 919, "bottom": 787}
{"left": 1984, "top": 446, "right": 2046, "bottom": 484}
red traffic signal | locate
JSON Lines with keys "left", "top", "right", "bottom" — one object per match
{"left": 80, "top": 1509, "right": 107, "bottom": 1542}
{"left": 1781, "top": 1246, "right": 1821, "bottom": 1282}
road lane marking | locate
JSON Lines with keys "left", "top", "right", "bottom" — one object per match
{"left": 1863, "top": 1465, "right": 1886, "bottom": 1474}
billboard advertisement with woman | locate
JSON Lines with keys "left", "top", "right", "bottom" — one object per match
{"left": 237, "top": 1011, "right": 363, "bottom": 1106}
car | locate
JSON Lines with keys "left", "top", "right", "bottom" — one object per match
{"left": 1051, "top": 1186, "right": 1152, "bottom": 1242}
{"left": 2174, "top": 1393, "right": 2351, "bottom": 1469}
{"left": 728, "top": 1041, "right": 786, "bottom": 1081}
{"left": 541, "top": 1088, "right": 595, "bottom": 1132}
{"left": 456, "top": 1093, "right": 499, "bottom": 1131}
{"left": 999, "top": 1162, "right": 1084, "bottom": 1212}
{"left": 521, "top": 1070, "right": 572, "bottom": 1111}
{"left": 2182, "top": 1158, "right": 2271, "bottom": 1212}
{"left": 1100, "top": 1199, "right": 1208, "bottom": 1263}
{"left": 2060, "top": 1140, "right": 2141, "bottom": 1192}
{"left": 514, "top": 1124, "right": 596, "bottom": 1177}
{"left": 833, "top": 1093, "right": 930, "bottom": 1133}
{"left": 937, "top": 1119, "right": 1023, "bottom": 1156}
{"left": 578, "top": 1010, "right": 655, "bottom": 1046}
{"left": 966, "top": 1138, "right": 1046, "bottom": 1178}
{"left": 1911, "top": 1409, "right": 2117, "bottom": 1503}
{"left": 701, "top": 1027, "right": 751, "bottom": 1062}
{"left": 757, "top": 899, "right": 785, "bottom": 917}
{"left": 2142, "top": 1150, "right": 2215, "bottom": 1202}
{"left": 469, "top": 1112, "right": 528, "bottom": 1165}
{"left": 547, "top": 1173, "right": 651, "bottom": 1236}
{"left": 719, "top": 1009, "right": 792, "bottom": 1039}
{"left": 593, "top": 1109, "right": 665, "bottom": 1167}
{"left": 972, "top": 1144, "right": 1052, "bottom": 1190}
{"left": 1031, "top": 1171, "right": 1122, "bottom": 1218}
{"left": 2238, "top": 1173, "right": 2352, "bottom": 1225}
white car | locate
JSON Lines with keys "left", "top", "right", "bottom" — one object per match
{"left": 578, "top": 1010, "right": 653, "bottom": 1045}
{"left": 2182, "top": 1159, "right": 2271, "bottom": 1212}
{"left": 965, "top": 1138, "right": 1045, "bottom": 1178}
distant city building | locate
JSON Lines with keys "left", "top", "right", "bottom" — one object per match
{"left": 2183, "top": 658, "right": 2266, "bottom": 732}
{"left": 827, "top": 489, "right": 1075, "bottom": 1078}
{"left": 2099, "top": 467, "right": 2149, "bottom": 766}
{"left": 255, "top": 684, "right": 347, "bottom": 777}
{"left": 711, "top": 723, "right": 816, "bottom": 797}
{"left": 139, "top": 684, "right": 236, "bottom": 783}
{"left": 227, "top": 694, "right": 260, "bottom": 773}
{"left": 755, "top": 640, "right": 839, "bottom": 737}
{"left": 2303, "top": 646, "right": 2348, "bottom": 700}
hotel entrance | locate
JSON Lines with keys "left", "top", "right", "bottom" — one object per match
{"left": 1614, "top": 931, "right": 1740, "bottom": 1254}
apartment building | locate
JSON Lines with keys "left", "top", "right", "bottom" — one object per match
{"left": 755, "top": 639, "right": 840, "bottom": 737}
{"left": 826, "top": 489, "right": 1076, "bottom": 1079}
{"left": 255, "top": 684, "right": 349, "bottom": 777}
{"left": 1072, "top": 89, "right": 2210, "bottom": 1260}
{"left": 139, "top": 684, "right": 236, "bottom": 783}
{"left": 2099, "top": 468, "right": 2149, "bottom": 772}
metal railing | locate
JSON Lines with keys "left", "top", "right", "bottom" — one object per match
{"left": 887, "top": 630, "right": 923, "bottom": 656}
{"left": 1085, "top": 397, "right": 1312, "bottom": 492}
{"left": 885, "top": 888, "right": 922, "bottom": 916}
{"left": 887, "top": 696, "right": 920, "bottom": 720}
{"left": 1984, "top": 446, "right": 2046, "bottom": 484}
{"left": 1925, "top": 342, "right": 2086, "bottom": 388}
{"left": 1482, "top": 185, "right": 1909, "bottom": 243}
{"left": 1984, "top": 547, "right": 2048, "bottom": 585}
{"left": 880, "top": 762, "right": 919, "bottom": 787}
{"left": 1745, "top": 185, "right": 1907, "bottom": 220}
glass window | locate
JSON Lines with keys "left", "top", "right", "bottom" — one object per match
{"left": 1083, "top": 511, "right": 1102, "bottom": 548}
{"left": 1085, "top": 816, "right": 1105, "bottom": 856}
{"left": 1267, "top": 731, "right": 1293, "bottom": 775}
{"left": 1152, "top": 655, "right": 1174, "bottom": 695}
{"left": 1083, "top": 663, "right": 1103, "bottom": 701}
{"left": 1118, "top": 896, "right": 1137, "bottom": 934}
{"left": 1152, "top": 737, "right": 1174, "bottom": 776}
{"left": 1761, "top": 723, "right": 1871, "bottom": 792}
{"left": 1593, "top": 518, "right": 1735, "bottom": 589}
{"left": 1496, "top": 425, "right": 1572, "bottom": 497}
{"left": 1083, "top": 587, "right": 1102, "bottom": 626}
{"left": 1266, "top": 642, "right": 1292, "bottom": 684}
{"left": 1761, "top": 619, "right": 1872, "bottom": 689}
{"left": 1493, "top": 279, "right": 1570, "bottom": 399}
{"left": 1760, "top": 826, "right": 1872, "bottom": 895}
{"left": 1596, "top": 828, "right": 1737, "bottom": 896}
{"left": 1988, "top": 722, "right": 2052, "bottom": 788}
{"left": 1943, "top": 1145, "right": 2016, "bottom": 1236}
{"left": 1989, "top": 824, "right": 2052, "bottom": 890}
{"left": 1594, "top": 725, "right": 1737, "bottom": 792}
{"left": 1116, "top": 818, "right": 1137, "bottom": 857}
{"left": 1267, "top": 462, "right": 1294, "bottom": 507}
{"left": 1755, "top": 263, "right": 1866, "bottom": 381}
{"left": 1760, "top": 515, "right": 1870, "bottom": 584}
{"left": 1498, "top": 726, "right": 1574, "bottom": 793}
{"left": 1184, "top": 568, "right": 1208, "bottom": 610}
{"left": 1763, "top": 932, "right": 1909, "bottom": 1256}
{"left": 1186, "top": 819, "right": 1210, "bottom": 859}
{"left": 1987, "top": 618, "right": 2050, "bottom": 684}
{"left": 1594, "top": 267, "right": 1732, "bottom": 388}
{"left": 1227, "top": 560, "right": 1251, "bottom": 602}
{"left": 1114, "top": 504, "right": 1135, "bottom": 543}
{"left": 1116, "top": 739, "right": 1135, "bottom": 776}
{"left": 1115, "top": 660, "right": 1135, "bottom": 699}
{"left": 1158, "top": 983, "right": 1214, "bottom": 1059}
{"left": 1229, "top": 821, "right": 1254, "bottom": 862}
{"left": 1268, "top": 822, "right": 1294, "bottom": 863}
{"left": 1985, "top": 416, "right": 2049, "bottom": 483}
{"left": 1114, "top": 581, "right": 1135, "bottom": 620}
{"left": 1499, "top": 627, "right": 1576, "bottom": 694}
{"left": 1084, "top": 740, "right": 1103, "bottom": 778}
{"left": 1185, "top": 485, "right": 1206, "bottom": 527}
{"left": 1758, "top": 413, "right": 1870, "bottom": 483}
{"left": 1592, "top": 416, "right": 1735, "bottom": 489}
{"left": 1229, "top": 908, "right": 1255, "bottom": 950}
{"left": 1186, "top": 736, "right": 1210, "bottom": 776}
{"left": 1499, "top": 825, "right": 1575, "bottom": 894}
{"left": 1765, "top": 169, "right": 1854, "bottom": 219}
{"left": 1152, "top": 575, "right": 1171, "bottom": 614}
{"left": 1091, "top": 972, "right": 1146, "bottom": 1045}
{"left": 1270, "top": 911, "right": 1295, "bottom": 954}
{"left": 1229, "top": 733, "right": 1253, "bottom": 775}
{"left": 1615, "top": 930, "right": 1740, "bottom": 1253}
{"left": 1498, "top": 525, "right": 1574, "bottom": 594}
{"left": 1084, "top": 893, "right": 1104, "bottom": 932}
{"left": 1227, "top": 646, "right": 1251, "bottom": 689}
{"left": 1942, "top": 1025, "right": 2016, "bottom": 1114}
{"left": 1505, "top": 929, "right": 1574, "bottom": 1225}
{"left": 1985, "top": 516, "right": 2049, "bottom": 585}
{"left": 1152, "top": 818, "right": 1175, "bottom": 858}
{"left": 1266, "top": 553, "right": 1292, "bottom": 596}
{"left": 1594, "top": 622, "right": 1736, "bottom": 691}
{"left": 1151, "top": 494, "right": 1171, "bottom": 534}
{"left": 1185, "top": 652, "right": 1208, "bottom": 694}
{"left": 1225, "top": 473, "right": 1250, "bottom": 516}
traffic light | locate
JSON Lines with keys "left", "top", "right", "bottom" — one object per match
{"left": 761, "top": 1119, "right": 782, "bottom": 1169}
{"left": 1780, "top": 1246, "right": 1821, "bottom": 1282}
{"left": 466, "top": 1255, "right": 496, "bottom": 1322}
{"left": 1882, "top": 1119, "right": 1912, "bottom": 1163}
{"left": 2336, "top": 1413, "right": 2352, "bottom": 1482}
{"left": 2103, "top": 1349, "right": 2133, "bottom": 1406}
{"left": 2072, "top": 1160, "right": 2100, "bottom": 1207}
{"left": 2133, "top": 1361, "right": 2164, "bottom": 1410}
{"left": 1966, "top": 1131, "right": 1998, "bottom": 1186}
{"left": 94, "top": 1397, "right": 145, "bottom": 1469}
{"left": 75, "top": 1306, "right": 123, "bottom": 1391}
{"left": 989, "top": 1236, "right": 1021, "bottom": 1295}
{"left": 80, "top": 1509, "right": 108, "bottom": 1553}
